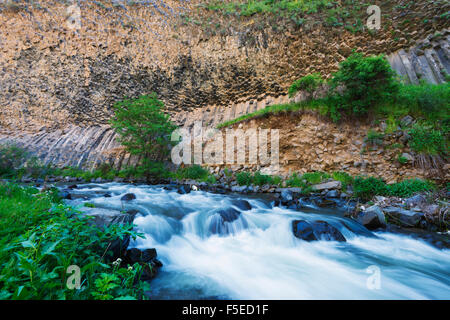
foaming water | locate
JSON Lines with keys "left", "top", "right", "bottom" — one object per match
{"left": 69, "top": 183, "right": 450, "bottom": 299}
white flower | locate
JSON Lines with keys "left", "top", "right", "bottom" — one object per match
{"left": 128, "top": 266, "right": 133, "bottom": 271}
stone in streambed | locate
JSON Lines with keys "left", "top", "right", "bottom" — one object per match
{"left": 121, "top": 193, "right": 136, "bottom": 201}
{"left": 292, "top": 220, "right": 346, "bottom": 242}
{"left": 231, "top": 199, "right": 252, "bottom": 211}
{"left": 356, "top": 205, "right": 386, "bottom": 230}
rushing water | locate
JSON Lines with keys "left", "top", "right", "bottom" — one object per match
{"left": 66, "top": 183, "right": 450, "bottom": 300}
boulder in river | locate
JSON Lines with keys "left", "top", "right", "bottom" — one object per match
{"left": 231, "top": 199, "right": 252, "bottom": 211}
{"left": 121, "top": 193, "right": 136, "bottom": 201}
{"left": 292, "top": 220, "right": 346, "bottom": 242}
{"left": 177, "top": 185, "right": 191, "bottom": 194}
{"left": 356, "top": 205, "right": 387, "bottom": 230}
{"left": 209, "top": 207, "right": 247, "bottom": 235}
{"left": 59, "top": 190, "right": 72, "bottom": 200}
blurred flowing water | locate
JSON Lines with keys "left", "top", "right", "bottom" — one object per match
{"left": 66, "top": 183, "right": 450, "bottom": 300}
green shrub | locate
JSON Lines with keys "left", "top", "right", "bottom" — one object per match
{"left": 408, "top": 123, "right": 446, "bottom": 156}
{"left": 288, "top": 73, "right": 324, "bottom": 97}
{"left": 0, "top": 182, "right": 148, "bottom": 300}
{"left": 396, "top": 82, "right": 450, "bottom": 121}
{"left": 236, "top": 172, "right": 253, "bottom": 186}
{"left": 328, "top": 53, "right": 399, "bottom": 119}
{"left": 397, "top": 153, "right": 408, "bottom": 165}
{"left": 353, "top": 176, "right": 389, "bottom": 201}
{"left": 285, "top": 173, "right": 305, "bottom": 187}
{"left": 175, "top": 165, "right": 210, "bottom": 180}
{"left": 110, "top": 94, "right": 177, "bottom": 180}
{"left": 302, "top": 172, "right": 330, "bottom": 184}
{"left": 331, "top": 171, "right": 354, "bottom": 189}
{"left": 0, "top": 144, "right": 29, "bottom": 178}
{"left": 252, "top": 171, "right": 274, "bottom": 186}
{"left": 388, "top": 179, "right": 434, "bottom": 198}
{"left": 365, "top": 129, "right": 384, "bottom": 146}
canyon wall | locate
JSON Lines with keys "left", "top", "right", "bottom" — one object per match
{"left": 0, "top": 0, "right": 448, "bottom": 172}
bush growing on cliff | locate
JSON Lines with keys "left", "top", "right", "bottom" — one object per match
{"left": 328, "top": 53, "right": 399, "bottom": 120}
{"left": 408, "top": 123, "right": 447, "bottom": 170}
{"left": 110, "top": 93, "right": 177, "bottom": 180}
{"left": 288, "top": 73, "right": 324, "bottom": 98}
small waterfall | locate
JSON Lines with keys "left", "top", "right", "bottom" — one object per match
{"left": 65, "top": 182, "right": 450, "bottom": 300}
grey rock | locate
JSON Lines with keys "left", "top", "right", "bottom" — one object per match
{"left": 120, "top": 193, "right": 136, "bottom": 201}
{"left": 231, "top": 186, "right": 247, "bottom": 193}
{"left": 382, "top": 206, "right": 425, "bottom": 227}
{"left": 312, "top": 180, "right": 342, "bottom": 191}
{"left": 292, "top": 220, "right": 346, "bottom": 242}
{"left": 326, "top": 190, "right": 339, "bottom": 198}
{"left": 400, "top": 115, "right": 414, "bottom": 127}
{"left": 356, "top": 205, "right": 386, "bottom": 230}
{"left": 405, "top": 194, "right": 426, "bottom": 208}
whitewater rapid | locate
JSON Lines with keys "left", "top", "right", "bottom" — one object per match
{"left": 67, "top": 183, "right": 450, "bottom": 300}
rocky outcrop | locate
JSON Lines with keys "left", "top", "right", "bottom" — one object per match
{"left": 0, "top": 1, "right": 448, "bottom": 172}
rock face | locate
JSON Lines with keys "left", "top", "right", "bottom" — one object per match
{"left": 292, "top": 220, "right": 346, "bottom": 242}
{"left": 356, "top": 205, "right": 387, "bottom": 230}
{"left": 0, "top": 1, "right": 448, "bottom": 172}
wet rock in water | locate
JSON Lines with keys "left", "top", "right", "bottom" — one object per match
{"left": 59, "top": 190, "right": 72, "bottom": 200}
{"left": 121, "top": 193, "right": 136, "bottom": 201}
{"left": 231, "top": 199, "right": 252, "bottom": 211}
{"left": 177, "top": 185, "right": 191, "bottom": 194}
{"left": 104, "top": 192, "right": 112, "bottom": 198}
{"left": 292, "top": 220, "right": 316, "bottom": 241}
{"left": 382, "top": 206, "right": 425, "bottom": 227}
{"left": 217, "top": 208, "right": 241, "bottom": 222}
{"left": 292, "top": 220, "right": 346, "bottom": 242}
{"left": 67, "top": 184, "right": 78, "bottom": 190}
{"left": 356, "top": 205, "right": 387, "bottom": 230}
{"left": 314, "top": 198, "right": 337, "bottom": 208}
{"left": 125, "top": 248, "right": 157, "bottom": 264}
{"left": 209, "top": 208, "right": 247, "bottom": 235}
{"left": 280, "top": 189, "right": 294, "bottom": 203}
{"left": 231, "top": 185, "right": 247, "bottom": 193}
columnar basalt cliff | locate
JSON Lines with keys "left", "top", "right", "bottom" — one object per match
{"left": 0, "top": 0, "right": 448, "bottom": 172}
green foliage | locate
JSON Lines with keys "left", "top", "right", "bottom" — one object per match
{"left": 408, "top": 123, "right": 447, "bottom": 156}
{"left": 396, "top": 82, "right": 450, "bottom": 121}
{"left": 353, "top": 176, "right": 434, "bottom": 201}
{"left": 388, "top": 179, "right": 435, "bottom": 198}
{"left": 397, "top": 154, "right": 408, "bottom": 165}
{"left": 175, "top": 165, "right": 210, "bottom": 181}
{"left": 236, "top": 171, "right": 253, "bottom": 186}
{"left": 302, "top": 171, "right": 330, "bottom": 184}
{"left": 110, "top": 94, "right": 177, "bottom": 178}
{"left": 252, "top": 171, "right": 274, "bottom": 186}
{"left": 331, "top": 171, "right": 354, "bottom": 189}
{"left": 0, "top": 182, "right": 148, "bottom": 300}
{"left": 0, "top": 144, "right": 52, "bottom": 179}
{"left": 208, "top": 0, "right": 334, "bottom": 16}
{"left": 365, "top": 129, "right": 384, "bottom": 146}
{"left": 328, "top": 53, "right": 399, "bottom": 119}
{"left": 353, "top": 176, "right": 390, "bottom": 201}
{"left": 288, "top": 73, "right": 323, "bottom": 97}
